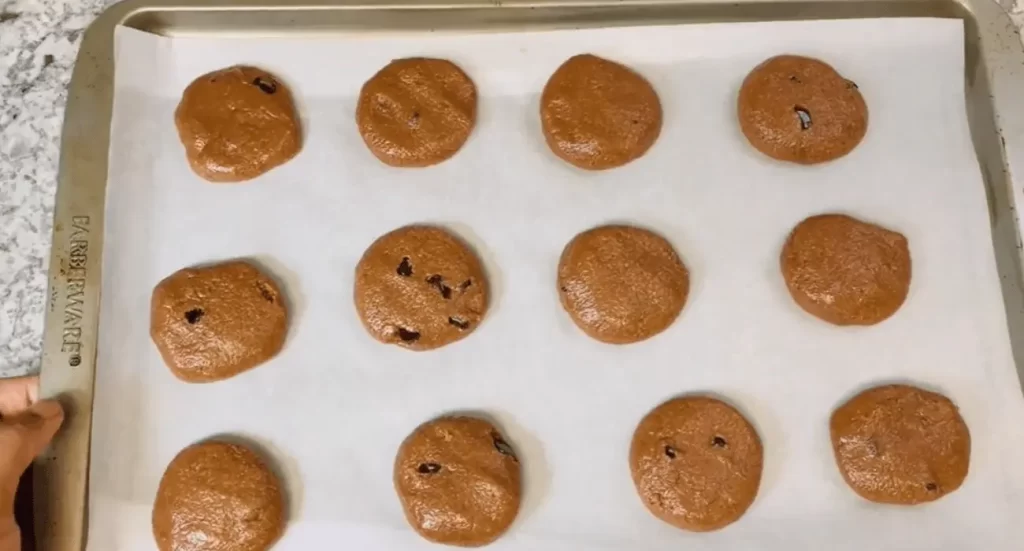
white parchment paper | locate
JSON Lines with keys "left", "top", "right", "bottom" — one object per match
{"left": 93, "top": 19, "right": 1024, "bottom": 550}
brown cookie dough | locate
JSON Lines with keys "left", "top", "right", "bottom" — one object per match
{"left": 394, "top": 416, "right": 521, "bottom": 546}
{"left": 175, "top": 66, "right": 302, "bottom": 182}
{"left": 150, "top": 260, "right": 288, "bottom": 383}
{"left": 781, "top": 214, "right": 911, "bottom": 326}
{"left": 558, "top": 225, "right": 688, "bottom": 344}
{"left": 152, "top": 440, "right": 285, "bottom": 551}
{"left": 630, "top": 396, "right": 763, "bottom": 532}
{"left": 357, "top": 58, "right": 477, "bottom": 167}
{"left": 540, "top": 54, "right": 662, "bottom": 170}
{"left": 738, "top": 55, "right": 867, "bottom": 164}
{"left": 830, "top": 384, "right": 971, "bottom": 505}
{"left": 354, "top": 225, "right": 488, "bottom": 351}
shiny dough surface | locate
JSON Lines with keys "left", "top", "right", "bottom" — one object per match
{"left": 630, "top": 396, "right": 763, "bottom": 532}
{"left": 558, "top": 225, "right": 688, "bottom": 344}
{"left": 152, "top": 440, "right": 285, "bottom": 551}
{"left": 150, "top": 260, "right": 288, "bottom": 383}
{"left": 738, "top": 55, "right": 867, "bottom": 164}
{"left": 830, "top": 384, "right": 971, "bottom": 505}
{"left": 781, "top": 214, "right": 911, "bottom": 326}
{"left": 394, "top": 416, "right": 521, "bottom": 546}
{"left": 357, "top": 57, "right": 477, "bottom": 167}
{"left": 540, "top": 54, "right": 662, "bottom": 170}
{"left": 175, "top": 65, "right": 302, "bottom": 182}
{"left": 354, "top": 225, "right": 489, "bottom": 351}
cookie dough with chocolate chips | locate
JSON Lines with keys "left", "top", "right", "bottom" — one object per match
{"left": 630, "top": 396, "right": 763, "bottom": 532}
{"left": 152, "top": 440, "right": 285, "bottom": 551}
{"left": 781, "top": 214, "right": 911, "bottom": 326}
{"left": 357, "top": 58, "right": 477, "bottom": 167}
{"left": 540, "top": 54, "right": 662, "bottom": 170}
{"left": 354, "top": 225, "right": 488, "bottom": 350}
{"left": 738, "top": 55, "right": 867, "bottom": 164}
{"left": 394, "top": 416, "right": 521, "bottom": 546}
{"left": 175, "top": 66, "right": 302, "bottom": 182}
{"left": 831, "top": 384, "right": 971, "bottom": 505}
{"left": 558, "top": 225, "right": 688, "bottom": 344}
{"left": 150, "top": 260, "right": 288, "bottom": 383}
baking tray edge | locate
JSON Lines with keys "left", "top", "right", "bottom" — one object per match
{"left": 36, "top": 1, "right": 1024, "bottom": 550}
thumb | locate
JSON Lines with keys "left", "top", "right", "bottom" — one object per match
{"left": 0, "top": 399, "right": 64, "bottom": 484}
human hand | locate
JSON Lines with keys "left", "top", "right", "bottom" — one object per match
{"left": 0, "top": 378, "right": 63, "bottom": 551}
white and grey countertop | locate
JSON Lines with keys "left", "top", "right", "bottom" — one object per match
{"left": 2, "top": 0, "right": 1024, "bottom": 377}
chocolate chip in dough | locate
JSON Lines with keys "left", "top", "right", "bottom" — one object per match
{"left": 492, "top": 435, "right": 517, "bottom": 459}
{"left": 397, "top": 328, "right": 421, "bottom": 342}
{"left": 794, "top": 106, "right": 812, "bottom": 130}
{"left": 418, "top": 462, "right": 442, "bottom": 474}
{"left": 184, "top": 308, "right": 204, "bottom": 325}
{"left": 252, "top": 76, "right": 277, "bottom": 94}
{"left": 397, "top": 257, "right": 414, "bottom": 277}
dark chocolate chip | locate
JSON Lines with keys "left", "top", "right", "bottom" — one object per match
{"left": 712, "top": 436, "right": 727, "bottom": 448}
{"left": 493, "top": 436, "right": 517, "bottom": 460}
{"left": 184, "top": 308, "right": 204, "bottom": 324}
{"left": 790, "top": 75, "right": 801, "bottom": 83}
{"left": 847, "top": 80, "right": 859, "bottom": 89}
{"left": 459, "top": 279, "right": 472, "bottom": 291}
{"left": 417, "top": 463, "right": 441, "bottom": 474}
{"left": 426, "top": 275, "right": 452, "bottom": 299}
{"left": 794, "top": 106, "right": 812, "bottom": 130}
{"left": 396, "top": 257, "right": 413, "bottom": 277}
{"left": 411, "top": 111, "right": 420, "bottom": 120}
{"left": 252, "top": 77, "right": 277, "bottom": 94}
{"left": 926, "top": 482, "right": 938, "bottom": 491}
{"left": 560, "top": 286, "right": 568, "bottom": 293}
{"left": 256, "top": 283, "right": 275, "bottom": 302}
{"left": 448, "top": 317, "right": 470, "bottom": 330}
{"left": 664, "top": 445, "right": 677, "bottom": 459}
{"left": 397, "top": 328, "right": 420, "bottom": 342}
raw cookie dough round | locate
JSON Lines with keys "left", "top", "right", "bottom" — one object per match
{"left": 357, "top": 58, "right": 477, "bottom": 167}
{"left": 630, "top": 396, "right": 763, "bottom": 532}
{"left": 558, "top": 225, "right": 688, "bottom": 344}
{"left": 150, "top": 260, "right": 288, "bottom": 383}
{"left": 394, "top": 416, "right": 521, "bottom": 546}
{"left": 738, "top": 55, "right": 867, "bottom": 164}
{"left": 175, "top": 66, "right": 302, "bottom": 182}
{"left": 354, "top": 225, "right": 489, "bottom": 350}
{"left": 540, "top": 54, "right": 662, "bottom": 170}
{"left": 152, "top": 440, "right": 285, "bottom": 551}
{"left": 781, "top": 214, "right": 911, "bottom": 326}
{"left": 830, "top": 384, "right": 971, "bottom": 504}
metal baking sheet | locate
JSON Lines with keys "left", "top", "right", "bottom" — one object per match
{"left": 38, "top": 1, "right": 1024, "bottom": 550}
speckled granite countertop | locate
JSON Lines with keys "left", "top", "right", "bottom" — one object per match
{"left": 2, "top": 0, "right": 1024, "bottom": 377}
